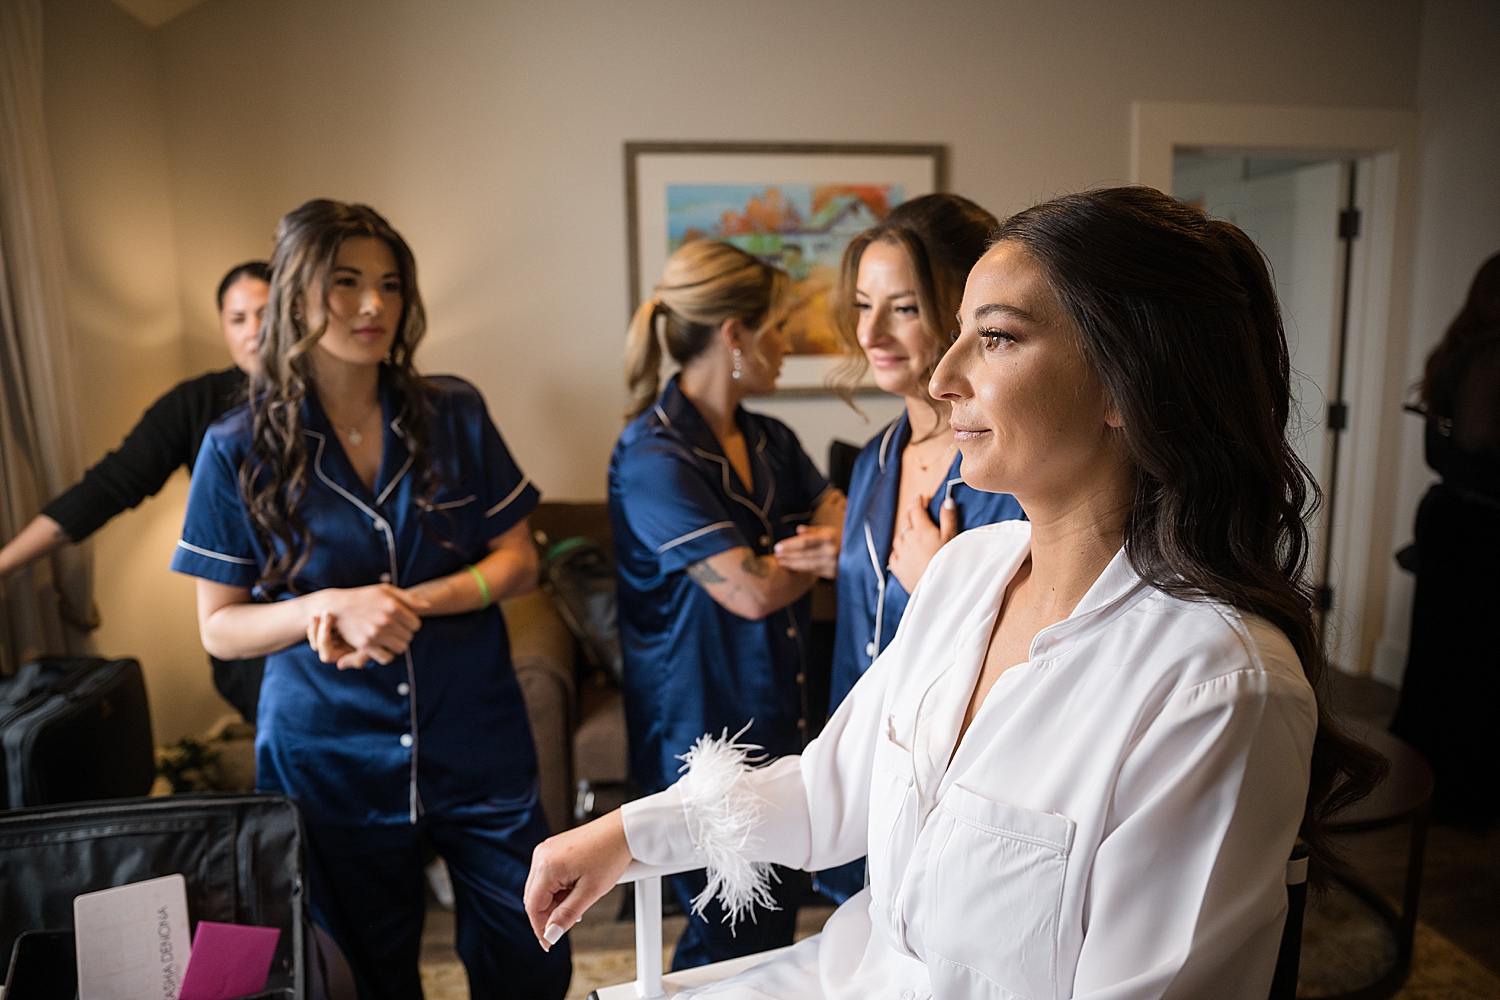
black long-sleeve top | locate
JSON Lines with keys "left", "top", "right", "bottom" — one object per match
{"left": 44, "top": 367, "right": 249, "bottom": 542}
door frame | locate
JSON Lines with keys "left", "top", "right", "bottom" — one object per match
{"left": 1131, "top": 102, "right": 1420, "bottom": 676}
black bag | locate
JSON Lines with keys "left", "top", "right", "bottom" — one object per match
{"left": 540, "top": 537, "right": 623, "bottom": 685}
{"left": 0, "top": 793, "right": 313, "bottom": 1000}
{"left": 0, "top": 657, "right": 155, "bottom": 810}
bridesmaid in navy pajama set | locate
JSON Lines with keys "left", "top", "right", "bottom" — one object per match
{"left": 609, "top": 239, "right": 847, "bottom": 970}
{"left": 819, "top": 195, "right": 1026, "bottom": 903}
{"left": 173, "top": 200, "right": 568, "bottom": 1000}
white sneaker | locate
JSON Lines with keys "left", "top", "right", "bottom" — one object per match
{"left": 425, "top": 856, "right": 455, "bottom": 910}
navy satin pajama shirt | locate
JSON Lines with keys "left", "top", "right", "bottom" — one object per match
{"left": 609, "top": 377, "right": 831, "bottom": 968}
{"left": 172, "top": 374, "right": 568, "bottom": 1000}
{"left": 609, "top": 378, "right": 831, "bottom": 796}
{"left": 818, "top": 410, "right": 1025, "bottom": 903}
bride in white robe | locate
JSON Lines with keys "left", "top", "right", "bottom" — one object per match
{"left": 524, "top": 187, "right": 1382, "bottom": 1000}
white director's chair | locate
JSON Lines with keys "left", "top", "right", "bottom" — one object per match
{"left": 591, "top": 862, "right": 793, "bottom": 999}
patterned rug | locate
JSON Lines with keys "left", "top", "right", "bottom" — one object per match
{"left": 417, "top": 940, "right": 669, "bottom": 999}
{"left": 1398, "top": 925, "right": 1500, "bottom": 998}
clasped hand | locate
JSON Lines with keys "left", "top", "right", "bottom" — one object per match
{"left": 306, "top": 584, "right": 428, "bottom": 670}
{"left": 772, "top": 524, "right": 841, "bottom": 579}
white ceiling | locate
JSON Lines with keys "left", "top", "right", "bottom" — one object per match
{"left": 108, "top": 0, "right": 208, "bottom": 29}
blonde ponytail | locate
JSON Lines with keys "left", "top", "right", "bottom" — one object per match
{"left": 625, "top": 298, "right": 667, "bottom": 420}
{"left": 623, "top": 240, "right": 789, "bottom": 420}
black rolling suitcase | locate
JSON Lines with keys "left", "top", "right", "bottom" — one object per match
{"left": 0, "top": 656, "right": 155, "bottom": 809}
{"left": 0, "top": 793, "right": 322, "bottom": 1000}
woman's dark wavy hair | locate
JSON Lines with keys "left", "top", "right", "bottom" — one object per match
{"left": 995, "top": 186, "right": 1386, "bottom": 869}
{"left": 243, "top": 199, "right": 437, "bottom": 593}
{"left": 830, "top": 193, "right": 997, "bottom": 433}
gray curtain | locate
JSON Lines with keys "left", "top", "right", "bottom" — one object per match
{"left": 0, "top": 0, "right": 98, "bottom": 674}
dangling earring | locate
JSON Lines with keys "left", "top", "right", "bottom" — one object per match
{"left": 731, "top": 348, "right": 742, "bottom": 380}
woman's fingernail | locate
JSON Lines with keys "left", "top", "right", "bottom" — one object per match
{"left": 543, "top": 922, "right": 566, "bottom": 946}
{"left": 943, "top": 497, "right": 956, "bottom": 510}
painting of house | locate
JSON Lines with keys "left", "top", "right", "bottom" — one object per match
{"left": 666, "top": 183, "right": 904, "bottom": 354}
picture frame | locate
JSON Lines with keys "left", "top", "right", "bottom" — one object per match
{"left": 625, "top": 141, "right": 949, "bottom": 397}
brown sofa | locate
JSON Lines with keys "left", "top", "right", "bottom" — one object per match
{"left": 503, "top": 502, "right": 629, "bottom": 834}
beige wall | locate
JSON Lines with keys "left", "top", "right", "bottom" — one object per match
{"left": 1372, "top": 0, "right": 1500, "bottom": 686}
{"left": 41, "top": 0, "right": 1432, "bottom": 739}
{"left": 42, "top": 0, "right": 217, "bottom": 743}
{"left": 151, "top": 0, "right": 1425, "bottom": 498}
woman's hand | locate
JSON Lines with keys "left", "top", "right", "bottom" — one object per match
{"left": 524, "top": 810, "right": 634, "bottom": 951}
{"left": 888, "top": 494, "right": 958, "bottom": 593}
{"left": 0, "top": 515, "right": 69, "bottom": 580}
{"left": 306, "top": 585, "right": 427, "bottom": 670}
{"left": 307, "top": 613, "right": 362, "bottom": 670}
{"left": 773, "top": 524, "right": 841, "bottom": 579}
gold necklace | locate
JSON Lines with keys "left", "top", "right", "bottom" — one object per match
{"left": 329, "top": 402, "right": 381, "bottom": 446}
{"left": 907, "top": 435, "right": 956, "bottom": 473}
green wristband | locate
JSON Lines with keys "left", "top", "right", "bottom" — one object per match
{"left": 465, "top": 564, "right": 491, "bottom": 608}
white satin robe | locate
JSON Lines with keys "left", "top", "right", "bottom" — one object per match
{"left": 622, "top": 521, "right": 1318, "bottom": 1000}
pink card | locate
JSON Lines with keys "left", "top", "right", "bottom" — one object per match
{"left": 177, "top": 921, "right": 280, "bottom": 1000}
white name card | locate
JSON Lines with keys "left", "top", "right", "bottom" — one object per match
{"left": 74, "top": 873, "right": 192, "bottom": 1000}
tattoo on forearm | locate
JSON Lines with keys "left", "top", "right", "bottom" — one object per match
{"left": 741, "top": 552, "right": 772, "bottom": 578}
{"left": 688, "top": 560, "right": 727, "bottom": 584}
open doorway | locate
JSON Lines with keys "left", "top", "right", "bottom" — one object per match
{"left": 1173, "top": 151, "right": 1370, "bottom": 662}
{"left": 1135, "top": 102, "right": 1421, "bottom": 679}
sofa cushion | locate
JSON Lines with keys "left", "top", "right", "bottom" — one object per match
{"left": 504, "top": 589, "right": 575, "bottom": 834}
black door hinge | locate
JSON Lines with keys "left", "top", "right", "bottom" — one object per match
{"left": 1338, "top": 208, "right": 1362, "bottom": 240}
{"left": 1315, "top": 584, "right": 1335, "bottom": 612}
{"left": 1328, "top": 402, "right": 1349, "bottom": 431}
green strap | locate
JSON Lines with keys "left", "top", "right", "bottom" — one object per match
{"left": 465, "top": 564, "right": 491, "bottom": 608}
{"left": 543, "top": 536, "right": 595, "bottom": 565}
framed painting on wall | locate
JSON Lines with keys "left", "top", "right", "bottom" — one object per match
{"left": 625, "top": 141, "right": 948, "bottom": 396}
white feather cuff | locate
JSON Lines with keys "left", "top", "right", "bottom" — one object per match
{"left": 675, "top": 725, "right": 780, "bottom": 929}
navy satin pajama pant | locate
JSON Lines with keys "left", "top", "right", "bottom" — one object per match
{"left": 304, "top": 805, "right": 570, "bottom": 1000}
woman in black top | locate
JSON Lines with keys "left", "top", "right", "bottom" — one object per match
{"left": 0, "top": 262, "right": 271, "bottom": 721}
{"left": 1390, "top": 252, "right": 1500, "bottom": 823}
